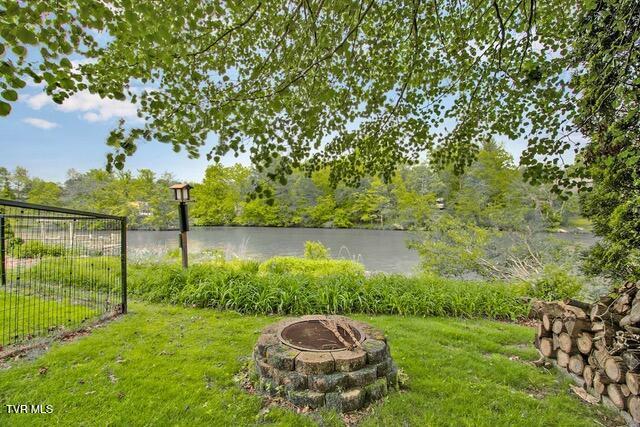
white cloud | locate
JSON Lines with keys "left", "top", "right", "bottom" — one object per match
{"left": 57, "top": 91, "right": 139, "bottom": 122}
{"left": 23, "top": 93, "right": 51, "bottom": 110}
{"left": 22, "top": 90, "right": 139, "bottom": 123}
{"left": 23, "top": 117, "right": 60, "bottom": 130}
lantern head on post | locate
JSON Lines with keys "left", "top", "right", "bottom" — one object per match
{"left": 436, "top": 198, "right": 445, "bottom": 210}
{"left": 170, "top": 183, "right": 192, "bottom": 203}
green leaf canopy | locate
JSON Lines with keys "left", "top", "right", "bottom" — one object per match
{"left": 2, "top": 0, "right": 587, "bottom": 188}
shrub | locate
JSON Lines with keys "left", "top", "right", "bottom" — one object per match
{"left": 257, "top": 256, "right": 364, "bottom": 277}
{"left": 12, "top": 256, "right": 121, "bottom": 293}
{"left": 304, "top": 241, "right": 330, "bottom": 260}
{"left": 13, "top": 241, "right": 68, "bottom": 258}
{"left": 526, "top": 265, "right": 582, "bottom": 301}
{"left": 8, "top": 236, "right": 24, "bottom": 248}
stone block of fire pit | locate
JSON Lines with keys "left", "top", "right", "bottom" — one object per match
{"left": 266, "top": 345, "right": 299, "bottom": 371}
{"left": 296, "top": 351, "right": 335, "bottom": 374}
{"left": 333, "top": 348, "right": 367, "bottom": 372}
{"left": 253, "top": 315, "right": 397, "bottom": 412}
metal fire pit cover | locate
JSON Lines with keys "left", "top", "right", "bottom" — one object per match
{"left": 278, "top": 319, "right": 363, "bottom": 352}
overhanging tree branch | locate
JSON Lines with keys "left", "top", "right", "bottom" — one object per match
{"left": 189, "top": 2, "right": 262, "bottom": 57}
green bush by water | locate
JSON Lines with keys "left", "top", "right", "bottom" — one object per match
{"left": 525, "top": 265, "right": 582, "bottom": 301}
{"left": 257, "top": 256, "right": 364, "bottom": 277}
{"left": 304, "top": 241, "right": 330, "bottom": 260}
{"left": 12, "top": 241, "right": 68, "bottom": 258}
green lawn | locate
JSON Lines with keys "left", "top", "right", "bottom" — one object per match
{"left": 0, "top": 302, "right": 618, "bottom": 426}
{"left": 0, "top": 290, "right": 98, "bottom": 347}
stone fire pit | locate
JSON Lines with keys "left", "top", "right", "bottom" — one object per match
{"left": 253, "top": 315, "right": 398, "bottom": 412}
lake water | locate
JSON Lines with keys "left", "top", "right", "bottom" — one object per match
{"left": 127, "top": 227, "right": 597, "bottom": 275}
{"left": 128, "top": 227, "right": 422, "bottom": 274}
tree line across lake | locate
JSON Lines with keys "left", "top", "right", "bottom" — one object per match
{"left": 0, "top": 141, "right": 581, "bottom": 233}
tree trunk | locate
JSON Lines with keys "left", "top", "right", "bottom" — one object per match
{"left": 619, "top": 302, "right": 640, "bottom": 326}
{"left": 564, "top": 298, "right": 591, "bottom": 312}
{"left": 594, "top": 348, "right": 610, "bottom": 368}
{"left": 591, "top": 321, "right": 605, "bottom": 332}
{"left": 553, "top": 334, "right": 561, "bottom": 351}
{"left": 590, "top": 302, "right": 624, "bottom": 324}
{"left": 588, "top": 353, "right": 597, "bottom": 369}
{"left": 593, "top": 328, "right": 615, "bottom": 350}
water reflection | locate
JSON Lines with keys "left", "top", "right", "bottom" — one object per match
{"left": 127, "top": 226, "right": 421, "bottom": 274}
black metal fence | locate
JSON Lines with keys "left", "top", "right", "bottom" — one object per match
{"left": 0, "top": 199, "right": 127, "bottom": 348}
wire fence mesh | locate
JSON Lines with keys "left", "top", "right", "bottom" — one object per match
{"left": 0, "top": 199, "right": 126, "bottom": 348}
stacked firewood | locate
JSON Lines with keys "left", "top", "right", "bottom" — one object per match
{"left": 533, "top": 282, "right": 640, "bottom": 423}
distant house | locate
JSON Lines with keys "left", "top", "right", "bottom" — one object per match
{"left": 130, "top": 201, "right": 152, "bottom": 217}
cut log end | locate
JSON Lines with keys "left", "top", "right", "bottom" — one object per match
{"left": 604, "top": 356, "right": 628, "bottom": 383}
{"left": 557, "top": 350, "right": 570, "bottom": 369}
{"left": 542, "top": 313, "right": 553, "bottom": 332}
{"left": 622, "top": 384, "right": 631, "bottom": 398}
{"left": 577, "top": 332, "right": 593, "bottom": 355}
{"left": 540, "top": 338, "right": 555, "bottom": 358}
{"left": 629, "top": 396, "right": 640, "bottom": 422}
{"left": 627, "top": 372, "right": 640, "bottom": 395}
{"left": 607, "top": 383, "right": 626, "bottom": 410}
{"left": 558, "top": 332, "right": 575, "bottom": 354}
{"left": 552, "top": 318, "right": 565, "bottom": 335}
{"left": 593, "top": 371, "right": 612, "bottom": 395}
{"left": 583, "top": 365, "right": 594, "bottom": 388}
{"left": 569, "top": 355, "right": 585, "bottom": 375}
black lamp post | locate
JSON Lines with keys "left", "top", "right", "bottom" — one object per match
{"left": 170, "top": 183, "right": 192, "bottom": 269}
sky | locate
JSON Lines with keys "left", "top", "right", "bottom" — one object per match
{"left": 0, "top": 84, "right": 255, "bottom": 183}
{"left": 0, "top": 84, "right": 530, "bottom": 184}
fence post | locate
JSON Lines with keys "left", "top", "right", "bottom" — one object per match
{"left": 120, "top": 217, "right": 127, "bottom": 314}
{"left": 0, "top": 215, "right": 5, "bottom": 289}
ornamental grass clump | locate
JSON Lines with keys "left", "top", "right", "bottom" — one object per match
{"left": 20, "top": 256, "right": 532, "bottom": 320}
{"left": 126, "top": 261, "right": 529, "bottom": 319}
